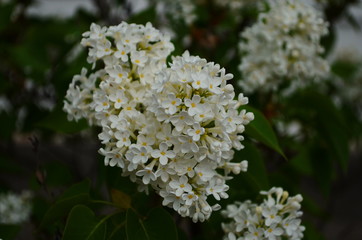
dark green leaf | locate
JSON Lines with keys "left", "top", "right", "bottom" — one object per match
{"left": 290, "top": 146, "right": 314, "bottom": 176}
{"left": 0, "top": 112, "right": 16, "bottom": 139}
{"left": 36, "top": 105, "right": 88, "bottom": 133}
{"left": 331, "top": 59, "right": 360, "bottom": 80}
{"left": 241, "top": 105, "right": 286, "bottom": 159}
{"left": 303, "top": 221, "right": 325, "bottom": 240}
{"left": 234, "top": 142, "right": 269, "bottom": 191}
{"left": 144, "top": 208, "right": 178, "bottom": 240}
{"left": 0, "top": 2, "right": 14, "bottom": 32}
{"left": 0, "top": 225, "right": 21, "bottom": 240}
{"left": 128, "top": 7, "right": 156, "bottom": 25}
{"left": 62, "top": 205, "right": 106, "bottom": 240}
{"left": 289, "top": 91, "right": 350, "bottom": 172}
{"left": 40, "top": 179, "right": 91, "bottom": 228}
{"left": 58, "top": 179, "right": 91, "bottom": 200}
{"left": 126, "top": 209, "right": 149, "bottom": 240}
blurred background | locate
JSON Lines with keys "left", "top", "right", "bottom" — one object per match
{"left": 0, "top": 0, "right": 361, "bottom": 239}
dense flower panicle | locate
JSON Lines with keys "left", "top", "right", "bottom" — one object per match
{"left": 0, "top": 191, "right": 32, "bottom": 224}
{"left": 222, "top": 187, "right": 305, "bottom": 240}
{"left": 238, "top": 0, "right": 329, "bottom": 93}
{"left": 64, "top": 22, "right": 174, "bottom": 125}
{"left": 146, "top": 51, "right": 253, "bottom": 221}
{"left": 64, "top": 22, "right": 254, "bottom": 222}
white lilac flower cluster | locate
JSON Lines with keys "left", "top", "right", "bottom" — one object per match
{"left": 0, "top": 191, "right": 32, "bottom": 224}
{"left": 63, "top": 22, "right": 174, "bottom": 125}
{"left": 238, "top": 0, "right": 329, "bottom": 94}
{"left": 157, "top": 0, "right": 196, "bottom": 26}
{"left": 222, "top": 187, "right": 305, "bottom": 240}
{"left": 64, "top": 22, "right": 254, "bottom": 222}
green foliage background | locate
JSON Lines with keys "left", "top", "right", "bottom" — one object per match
{"left": 0, "top": 0, "right": 361, "bottom": 239}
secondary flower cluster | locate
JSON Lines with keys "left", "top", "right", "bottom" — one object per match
{"left": 64, "top": 22, "right": 254, "bottom": 222}
{"left": 222, "top": 187, "right": 305, "bottom": 240}
{"left": 0, "top": 191, "right": 32, "bottom": 224}
{"left": 238, "top": 0, "right": 329, "bottom": 94}
{"left": 157, "top": 0, "right": 196, "bottom": 26}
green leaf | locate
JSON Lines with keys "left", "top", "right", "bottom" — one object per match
{"left": 233, "top": 142, "right": 269, "bottom": 192}
{"left": 126, "top": 208, "right": 178, "bottom": 240}
{"left": 126, "top": 209, "right": 149, "bottom": 240}
{"left": 62, "top": 205, "right": 106, "bottom": 240}
{"left": 58, "top": 179, "right": 91, "bottom": 200}
{"left": 0, "top": 112, "right": 16, "bottom": 139}
{"left": 331, "top": 59, "right": 360, "bottom": 80}
{"left": 40, "top": 179, "right": 91, "bottom": 228}
{"left": 303, "top": 221, "right": 325, "bottom": 240}
{"left": 36, "top": 105, "right": 88, "bottom": 133}
{"left": 321, "top": 121, "right": 349, "bottom": 172}
{"left": 0, "top": 225, "right": 21, "bottom": 240}
{"left": 0, "top": 2, "right": 14, "bottom": 32}
{"left": 110, "top": 189, "right": 132, "bottom": 209}
{"left": 290, "top": 145, "right": 314, "bottom": 176}
{"left": 144, "top": 208, "right": 178, "bottom": 240}
{"left": 128, "top": 7, "right": 156, "bottom": 25}
{"left": 289, "top": 91, "right": 350, "bottom": 172}
{"left": 241, "top": 105, "right": 286, "bottom": 159}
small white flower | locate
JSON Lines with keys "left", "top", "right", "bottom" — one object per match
{"left": 136, "top": 168, "right": 157, "bottom": 184}
{"left": 155, "top": 165, "right": 176, "bottom": 182}
{"left": 184, "top": 95, "right": 202, "bottom": 116}
{"left": 126, "top": 146, "right": 149, "bottom": 164}
{"left": 114, "top": 43, "right": 130, "bottom": 62}
{"left": 160, "top": 191, "right": 184, "bottom": 211}
{"left": 94, "top": 95, "right": 110, "bottom": 112}
{"left": 264, "top": 223, "right": 283, "bottom": 240}
{"left": 170, "top": 111, "right": 194, "bottom": 131}
{"left": 162, "top": 93, "right": 182, "bottom": 115}
{"left": 98, "top": 127, "right": 113, "bottom": 144}
{"left": 131, "top": 51, "right": 148, "bottom": 67}
{"left": 182, "top": 191, "right": 198, "bottom": 206}
{"left": 205, "top": 179, "right": 229, "bottom": 201}
{"left": 114, "top": 131, "right": 131, "bottom": 148}
{"left": 169, "top": 175, "right": 192, "bottom": 196}
{"left": 177, "top": 135, "right": 199, "bottom": 153}
{"left": 151, "top": 143, "right": 175, "bottom": 165}
{"left": 282, "top": 218, "right": 301, "bottom": 236}
{"left": 136, "top": 134, "right": 155, "bottom": 151}
{"left": 156, "top": 123, "right": 174, "bottom": 146}
{"left": 106, "top": 65, "right": 128, "bottom": 83}
{"left": 262, "top": 207, "right": 282, "bottom": 226}
{"left": 245, "top": 225, "right": 264, "bottom": 240}
{"left": 108, "top": 90, "right": 128, "bottom": 109}
{"left": 187, "top": 123, "right": 205, "bottom": 141}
